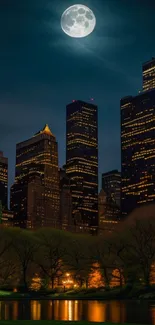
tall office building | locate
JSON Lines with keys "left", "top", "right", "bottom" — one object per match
{"left": 10, "top": 124, "right": 60, "bottom": 228}
{"left": 66, "top": 100, "right": 98, "bottom": 229}
{"left": 98, "top": 189, "right": 119, "bottom": 233}
{"left": 0, "top": 151, "right": 8, "bottom": 209}
{"left": 102, "top": 170, "right": 121, "bottom": 207}
{"left": 143, "top": 57, "right": 155, "bottom": 92}
{"left": 59, "top": 167, "right": 72, "bottom": 230}
{"left": 121, "top": 58, "right": 155, "bottom": 217}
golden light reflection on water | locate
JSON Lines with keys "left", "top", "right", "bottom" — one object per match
{"left": 4, "top": 304, "right": 9, "bottom": 320}
{"left": 109, "top": 301, "right": 126, "bottom": 324}
{"left": 31, "top": 301, "right": 41, "bottom": 320}
{"left": 12, "top": 301, "right": 18, "bottom": 320}
{"left": 46, "top": 300, "right": 80, "bottom": 321}
{"left": 0, "top": 299, "right": 153, "bottom": 323}
{"left": 87, "top": 301, "right": 106, "bottom": 322}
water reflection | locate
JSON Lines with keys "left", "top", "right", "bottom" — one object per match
{"left": 87, "top": 301, "right": 106, "bottom": 322}
{"left": 31, "top": 301, "right": 41, "bottom": 320}
{"left": 12, "top": 302, "right": 18, "bottom": 320}
{"left": 0, "top": 299, "right": 154, "bottom": 323}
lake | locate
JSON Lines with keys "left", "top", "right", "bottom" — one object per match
{"left": 0, "top": 299, "right": 155, "bottom": 323}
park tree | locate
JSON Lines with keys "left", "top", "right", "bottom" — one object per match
{"left": 110, "top": 226, "right": 142, "bottom": 287}
{"left": 89, "top": 262, "right": 104, "bottom": 288}
{"left": 92, "top": 234, "right": 115, "bottom": 289}
{"left": 66, "top": 234, "right": 93, "bottom": 288}
{"left": 110, "top": 268, "right": 125, "bottom": 288}
{"left": 0, "top": 228, "right": 18, "bottom": 286}
{"left": 126, "top": 219, "right": 155, "bottom": 287}
{"left": 113, "top": 204, "right": 155, "bottom": 287}
{"left": 10, "top": 228, "right": 39, "bottom": 291}
{"left": 34, "top": 228, "right": 69, "bottom": 289}
{"left": 0, "top": 227, "right": 12, "bottom": 259}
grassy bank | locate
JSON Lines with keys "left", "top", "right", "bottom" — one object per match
{"left": 0, "top": 285, "right": 155, "bottom": 300}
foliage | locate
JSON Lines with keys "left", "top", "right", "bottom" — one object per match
{"left": 89, "top": 263, "right": 104, "bottom": 288}
{"left": 34, "top": 228, "right": 69, "bottom": 289}
{"left": 66, "top": 234, "right": 93, "bottom": 287}
{"left": 91, "top": 234, "right": 114, "bottom": 288}
{"left": 10, "top": 228, "right": 39, "bottom": 290}
{"left": 1, "top": 204, "right": 155, "bottom": 292}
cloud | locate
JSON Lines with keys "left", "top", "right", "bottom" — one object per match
{"left": 51, "top": 33, "right": 139, "bottom": 87}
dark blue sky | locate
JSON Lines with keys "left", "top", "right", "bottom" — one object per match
{"left": 0, "top": 0, "right": 155, "bottom": 190}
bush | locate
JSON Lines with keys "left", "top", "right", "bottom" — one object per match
{"left": 0, "top": 285, "right": 14, "bottom": 292}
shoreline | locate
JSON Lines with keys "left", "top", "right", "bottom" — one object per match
{"left": 1, "top": 286, "right": 155, "bottom": 301}
{"left": 0, "top": 294, "right": 154, "bottom": 301}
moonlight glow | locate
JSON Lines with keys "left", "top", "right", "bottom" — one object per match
{"left": 61, "top": 4, "right": 96, "bottom": 38}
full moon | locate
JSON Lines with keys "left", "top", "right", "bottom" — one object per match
{"left": 61, "top": 4, "right": 96, "bottom": 38}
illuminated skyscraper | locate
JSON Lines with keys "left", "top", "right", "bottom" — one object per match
{"left": 98, "top": 189, "right": 119, "bottom": 233}
{"left": 121, "top": 59, "right": 155, "bottom": 217}
{"left": 66, "top": 100, "right": 98, "bottom": 229}
{"left": 10, "top": 124, "right": 60, "bottom": 228}
{"left": 143, "top": 57, "right": 155, "bottom": 92}
{"left": 102, "top": 170, "right": 121, "bottom": 207}
{"left": 59, "top": 167, "right": 72, "bottom": 230}
{"left": 0, "top": 151, "right": 8, "bottom": 209}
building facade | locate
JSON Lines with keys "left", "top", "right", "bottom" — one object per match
{"left": 1, "top": 210, "right": 14, "bottom": 227}
{"left": 98, "top": 189, "right": 120, "bottom": 233}
{"left": 10, "top": 124, "right": 60, "bottom": 228}
{"left": 66, "top": 100, "right": 98, "bottom": 229}
{"left": 121, "top": 58, "right": 155, "bottom": 217}
{"left": 59, "top": 167, "right": 72, "bottom": 230}
{"left": 0, "top": 151, "right": 8, "bottom": 210}
{"left": 102, "top": 170, "right": 121, "bottom": 207}
{"left": 143, "top": 57, "right": 155, "bottom": 92}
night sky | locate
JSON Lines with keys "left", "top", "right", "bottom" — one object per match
{"left": 0, "top": 0, "right": 155, "bottom": 192}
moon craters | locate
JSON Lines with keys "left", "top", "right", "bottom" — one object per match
{"left": 61, "top": 4, "right": 96, "bottom": 38}
{"left": 78, "top": 8, "right": 85, "bottom": 14}
{"left": 85, "top": 21, "right": 89, "bottom": 28}
{"left": 70, "top": 9, "right": 78, "bottom": 19}
{"left": 85, "top": 11, "right": 93, "bottom": 20}
{"left": 66, "top": 16, "right": 75, "bottom": 27}
{"left": 76, "top": 16, "right": 85, "bottom": 23}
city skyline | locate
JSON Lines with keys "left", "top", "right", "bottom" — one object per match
{"left": 0, "top": 1, "right": 155, "bottom": 316}
{"left": 121, "top": 58, "right": 155, "bottom": 216}
{"left": 66, "top": 100, "right": 98, "bottom": 227}
{"left": 0, "top": 0, "right": 155, "bottom": 192}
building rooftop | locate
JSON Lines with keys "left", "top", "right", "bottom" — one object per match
{"left": 35, "top": 124, "right": 54, "bottom": 137}
{"left": 102, "top": 170, "right": 121, "bottom": 177}
{"left": 143, "top": 57, "right": 155, "bottom": 66}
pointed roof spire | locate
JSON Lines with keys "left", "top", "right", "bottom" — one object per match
{"left": 34, "top": 124, "right": 54, "bottom": 137}
{"left": 42, "top": 124, "right": 53, "bottom": 135}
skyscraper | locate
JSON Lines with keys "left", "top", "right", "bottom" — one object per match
{"left": 98, "top": 189, "right": 119, "bottom": 233}
{"left": 121, "top": 59, "right": 155, "bottom": 217}
{"left": 10, "top": 124, "right": 60, "bottom": 228}
{"left": 102, "top": 170, "right": 121, "bottom": 207}
{"left": 0, "top": 151, "right": 8, "bottom": 209}
{"left": 59, "top": 167, "right": 72, "bottom": 230}
{"left": 143, "top": 57, "right": 155, "bottom": 92}
{"left": 66, "top": 100, "right": 98, "bottom": 229}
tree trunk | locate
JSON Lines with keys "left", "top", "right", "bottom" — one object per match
{"left": 103, "top": 267, "right": 110, "bottom": 290}
{"left": 51, "top": 277, "right": 54, "bottom": 289}
{"left": 143, "top": 268, "right": 150, "bottom": 288}
{"left": 23, "top": 267, "right": 28, "bottom": 291}
{"left": 118, "top": 269, "right": 123, "bottom": 287}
